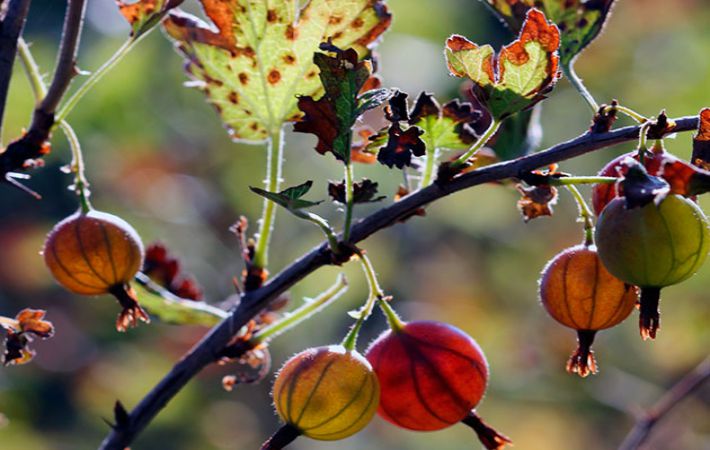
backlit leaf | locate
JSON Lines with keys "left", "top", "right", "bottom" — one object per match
{"left": 117, "top": 0, "right": 184, "bottom": 37}
{"left": 163, "top": 0, "right": 391, "bottom": 143}
{"left": 482, "top": 0, "right": 615, "bottom": 67}
{"left": 409, "top": 92, "right": 482, "bottom": 152}
{"left": 1, "top": 309, "right": 54, "bottom": 366}
{"left": 293, "top": 45, "right": 389, "bottom": 163}
{"left": 446, "top": 9, "right": 561, "bottom": 121}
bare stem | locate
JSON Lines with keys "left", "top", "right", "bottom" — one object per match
{"left": 452, "top": 120, "right": 500, "bottom": 168}
{"left": 618, "top": 357, "right": 710, "bottom": 450}
{"left": 96, "top": 115, "right": 701, "bottom": 450}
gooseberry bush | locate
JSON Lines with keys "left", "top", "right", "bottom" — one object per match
{"left": 0, "top": 1, "right": 708, "bottom": 449}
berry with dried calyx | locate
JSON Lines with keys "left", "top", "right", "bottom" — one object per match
{"left": 43, "top": 210, "right": 148, "bottom": 331}
{"left": 365, "top": 320, "right": 510, "bottom": 449}
{"left": 591, "top": 149, "right": 664, "bottom": 216}
{"left": 595, "top": 194, "right": 709, "bottom": 339}
{"left": 539, "top": 245, "right": 638, "bottom": 376}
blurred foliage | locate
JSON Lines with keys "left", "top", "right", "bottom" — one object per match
{"left": 0, "top": 0, "right": 708, "bottom": 449}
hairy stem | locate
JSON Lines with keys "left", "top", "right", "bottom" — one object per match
{"left": 252, "top": 273, "right": 348, "bottom": 344}
{"left": 565, "top": 184, "right": 595, "bottom": 246}
{"left": 550, "top": 176, "right": 616, "bottom": 186}
{"left": 253, "top": 127, "right": 285, "bottom": 270}
{"left": 292, "top": 210, "right": 340, "bottom": 254}
{"left": 452, "top": 120, "right": 500, "bottom": 168}
{"left": 562, "top": 61, "right": 598, "bottom": 112}
{"left": 420, "top": 145, "right": 439, "bottom": 189}
{"left": 342, "top": 251, "right": 385, "bottom": 351}
{"left": 96, "top": 115, "right": 700, "bottom": 450}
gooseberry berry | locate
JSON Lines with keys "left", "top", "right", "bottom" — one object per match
{"left": 591, "top": 150, "right": 664, "bottom": 215}
{"left": 365, "top": 321, "right": 487, "bottom": 431}
{"left": 539, "top": 245, "right": 638, "bottom": 376}
{"left": 595, "top": 194, "right": 709, "bottom": 339}
{"left": 43, "top": 210, "right": 148, "bottom": 331}
{"left": 271, "top": 345, "right": 379, "bottom": 442}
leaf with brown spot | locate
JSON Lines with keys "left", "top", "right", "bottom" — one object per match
{"left": 163, "top": 0, "right": 391, "bottom": 143}
{"left": 516, "top": 183, "right": 558, "bottom": 222}
{"left": 482, "top": 0, "right": 615, "bottom": 67}
{"left": 117, "top": 0, "right": 184, "bottom": 37}
{"left": 377, "top": 122, "right": 426, "bottom": 169}
{"left": 446, "top": 9, "right": 561, "bottom": 121}
{"left": 328, "top": 178, "right": 384, "bottom": 204}
{"left": 1, "top": 309, "right": 54, "bottom": 366}
{"left": 351, "top": 128, "right": 378, "bottom": 163}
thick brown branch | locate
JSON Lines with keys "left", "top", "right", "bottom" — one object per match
{"left": 97, "top": 116, "right": 700, "bottom": 450}
{"left": 0, "top": 0, "right": 32, "bottom": 130}
{"left": 618, "top": 357, "right": 710, "bottom": 450}
{"left": 0, "top": 0, "right": 86, "bottom": 178}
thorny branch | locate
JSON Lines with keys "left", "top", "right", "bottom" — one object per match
{"left": 0, "top": 0, "right": 86, "bottom": 182}
{"left": 618, "top": 357, "right": 710, "bottom": 450}
{"left": 98, "top": 115, "right": 700, "bottom": 450}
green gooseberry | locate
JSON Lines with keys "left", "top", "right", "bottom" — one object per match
{"left": 595, "top": 194, "right": 709, "bottom": 339}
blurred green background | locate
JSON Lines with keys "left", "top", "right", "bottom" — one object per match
{"left": 1, "top": 0, "right": 708, "bottom": 449}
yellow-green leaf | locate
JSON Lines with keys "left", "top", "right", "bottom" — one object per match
{"left": 163, "top": 0, "right": 391, "bottom": 143}
{"left": 445, "top": 9, "right": 560, "bottom": 121}
{"left": 482, "top": 0, "right": 615, "bottom": 67}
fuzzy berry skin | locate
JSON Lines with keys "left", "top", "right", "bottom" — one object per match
{"left": 43, "top": 210, "right": 144, "bottom": 295}
{"left": 595, "top": 195, "right": 709, "bottom": 288}
{"left": 365, "top": 321, "right": 488, "bottom": 431}
{"left": 539, "top": 245, "right": 638, "bottom": 331}
{"left": 272, "top": 345, "right": 380, "bottom": 441}
{"left": 591, "top": 151, "right": 664, "bottom": 216}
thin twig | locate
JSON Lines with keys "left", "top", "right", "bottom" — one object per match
{"left": 0, "top": 0, "right": 32, "bottom": 138}
{"left": 618, "top": 357, "right": 710, "bottom": 450}
{"left": 97, "top": 116, "right": 700, "bottom": 450}
{"left": 0, "top": 0, "right": 86, "bottom": 178}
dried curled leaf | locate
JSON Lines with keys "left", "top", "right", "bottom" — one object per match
{"left": 143, "top": 243, "right": 203, "bottom": 301}
{"left": 660, "top": 157, "right": 710, "bottom": 197}
{"left": 693, "top": 108, "right": 710, "bottom": 169}
{"left": 618, "top": 160, "right": 670, "bottom": 209}
{"left": 163, "top": 0, "right": 391, "bottom": 142}
{"left": 250, "top": 180, "right": 322, "bottom": 211}
{"left": 516, "top": 183, "right": 558, "bottom": 222}
{"left": 446, "top": 9, "right": 561, "bottom": 121}
{"left": 483, "top": 0, "right": 615, "bottom": 67}
{"left": 1, "top": 309, "right": 54, "bottom": 365}
{"left": 328, "top": 178, "right": 384, "bottom": 204}
{"left": 294, "top": 45, "right": 389, "bottom": 163}
{"left": 117, "top": 0, "right": 184, "bottom": 37}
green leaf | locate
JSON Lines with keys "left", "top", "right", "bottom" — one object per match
{"left": 409, "top": 92, "right": 481, "bottom": 151}
{"left": 117, "top": 0, "right": 184, "bottom": 37}
{"left": 482, "top": 0, "right": 615, "bottom": 67}
{"left": 134, "top": 282, "right": 227, "bottom": 327}
{"left": 445, "top": 9, "right": 561, "bottom": 121}
{"left": 163, "top": 0, "right": 391, "bottom": 143}
{"left": 491, "top": 104, "right": 542, "bottom": 160}
{"left": 250, "top": 180, "right": 322, "bottom": 211}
